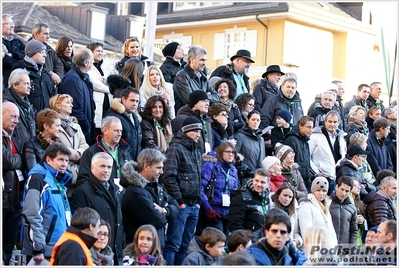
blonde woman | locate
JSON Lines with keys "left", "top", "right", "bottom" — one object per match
{"left": 117, "top": 36, "right": 150, "bottom": 73}
{"left": 297, "top": 177, "right": 337, "bottom": 249}
{"left": 303, "top": 226, "right": 329, "bottom": 265}
{"left": 140, "top": 65, "right": 175, "bottom": 119}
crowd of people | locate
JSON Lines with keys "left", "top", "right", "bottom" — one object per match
{"left": 2, "top": 14, "right": 398, "bottom": 266}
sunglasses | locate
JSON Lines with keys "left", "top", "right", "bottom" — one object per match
{"left": 269, "top": 229, "right": 288, "bottom": 235}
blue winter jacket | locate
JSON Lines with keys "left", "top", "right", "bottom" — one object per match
{"left": 201, "top": 151, "right": 238, "bottom": 216}
{"left": 21, "top": 162, "right": 72, "bottom": 257}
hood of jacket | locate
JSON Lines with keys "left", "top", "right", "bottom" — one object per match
{"left": 202, "top": 151, "right": 217, "bottom": 163}
{"left": 120, "top": 160, "right": 148, "bottom": 188}
{"left": 314, "top": 102, "right": 331, "bottom": 113}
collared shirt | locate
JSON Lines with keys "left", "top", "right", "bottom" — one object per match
{"left": 327, "top": 130, "right": 337, "bottom": 145}
{"left": 3, "top": 35, "right": 14, "bottom": 41}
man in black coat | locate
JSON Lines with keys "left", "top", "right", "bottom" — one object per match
{"left": 70, "top": 152, "right": 125, "bottom": 265}
{"left": 120, "top": 148, "right": 179, "bottom": 248}
{"left": 252, "top": 65, "right": 285, "bottom": 112}
{"left": 159, "top": 41, "right": 186, "bottom": 84}
{"left": 336, "top": 145, "right": 376, "bottom": 200}
{"left": 2, "top": 14, "right": 25, "bottom": 87}
{"left": 77, "top": 116, "right": 133, "bottom": 187}
{"left": 283, "top": 116, "right": 314, "bottom": 193}
{"left": 173, "top": 46, "right": 220, "bottom": 113}
{"left": 59, "top": 48, "right": 96, "bottom": 145}
{"left": 105, "top": 87, "right": 142, "bottom": 161}
{"left": 260, "top": 77, "right": 303, "bottom": 129}
{"left": 210, "top": 49, "right": 254, "bottom": 99}
{"left": 2, "top": 102, "right": 24, "bottom": 265}
{"left": 2, "top": 68, "right": 36, "bottom": 145}
{"left": 363, "top": 176, "right": 397, "bottom": 230}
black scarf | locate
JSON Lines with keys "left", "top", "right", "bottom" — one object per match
{"left": 7, "top": 88, "right": 33, "bottom": 117}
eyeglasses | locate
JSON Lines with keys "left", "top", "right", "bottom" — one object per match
{"left": 303, "top": 125, "right": 313, "bottom": 129}
{"left": 269, "top": 229, "right": 288, "bottom": 235}
{"left": 247, "top": 103, "right": 255, "bottom": 107}
{"left": 219, "top": 112, "right": 228, "bottom": 117}
{"left": 97, "top": 232, "right": 109, "bottom": 238}
{"left": 224, "top": 150, "right": 235, "bottom": 154}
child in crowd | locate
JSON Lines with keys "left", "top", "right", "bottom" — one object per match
{"left": 122, "top": 224, "right": 165, "bottom": 266}
{"left": 226, "top": 230, "right": 253, "bottom": 254}
{"left": 182, "top": 227, "right": 226, "bottom": 265}
{"left": 90, "top": 220, "right": 114, "bottom": 266}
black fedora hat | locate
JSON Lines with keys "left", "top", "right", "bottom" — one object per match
{"left": 230, "top": 49, "right": 255, "bottom": 63}
{"left": 262, "top": 65, "right": 285, "bottom": 78}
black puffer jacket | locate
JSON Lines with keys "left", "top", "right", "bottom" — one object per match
{"left": 159, "top": 56, "right": 186, "bottom": 84}
{"left": 2, "top": 87, "right": 36, "bottom": 145}
{"left": 173, "top": 64, "right": 220, "bottom": 113}
{"left": 329, "top": 193, "right": 358, "bottom": 244}
{"left": 260, "top": 90, "right": 303, "bottom": 129}
{"left": 161, "top": 132, "right": 202, "bottom": 206}
{"left": 121, "top": 161, "right": 178, "bottom": 246}
{"left": 336, "top": 159, "right": 376, "bottom": 200}
{"left": 283, "top": 127, "right": 312, "bottom": 181}
{"left": 363, "top": 190, "right": 397, "bottom": 229}
{"left": 2, "top": 131, "right": 23, "bottom": 211}
{"left": 70, "top": 172, "right": 125, "bottom": 263}
{"left": 12, "top": 57, "right": 55, "bottom": 113}
{"left": 252, "top": 78, "right": 278, "bottom": 112}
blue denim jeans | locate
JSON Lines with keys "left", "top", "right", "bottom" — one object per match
{"left": 163, "top": 204, "right": 199, "bottom": 265}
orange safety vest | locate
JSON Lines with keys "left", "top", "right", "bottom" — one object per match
{"left": 50, "top": 231, "right": 94, "bottom": 266}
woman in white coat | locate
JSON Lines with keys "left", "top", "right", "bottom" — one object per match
{"left": 297, "top": 176, "right": 337, "bottom": 249}
{"left": 86, "top": 42, "right": 113, "bottom": 136}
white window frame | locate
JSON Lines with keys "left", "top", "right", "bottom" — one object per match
{"left": 214, "top": 27, "right": 257, "bottom": 64}
{"left": 156, "top": 33, "right": 192, "bottom": 54}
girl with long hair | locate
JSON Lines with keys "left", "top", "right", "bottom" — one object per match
{"left": 122, "top": 224, "right": 165, "bottom": 266}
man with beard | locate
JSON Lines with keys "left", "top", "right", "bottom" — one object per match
{"left": 210, "top": 49, "right": 254, "bottom": 99}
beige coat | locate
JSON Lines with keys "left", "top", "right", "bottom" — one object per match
{"left": 58, "top": 119, "right": 89, "bottom": 196}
